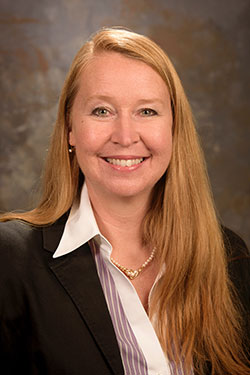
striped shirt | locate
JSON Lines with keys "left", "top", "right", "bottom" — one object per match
{"left": 91, "top": 239, "right": 148, "bottom": 374}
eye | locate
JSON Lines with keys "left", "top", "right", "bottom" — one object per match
{"left": 140, "top": 108, "right": 158, "bottom": 116}
{"left": 92, "top": 107, "right": 110, "bottom": 117}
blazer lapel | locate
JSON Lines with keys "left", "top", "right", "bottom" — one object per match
{"left": 43, "top": 218, "right": 124, "bottom": 375}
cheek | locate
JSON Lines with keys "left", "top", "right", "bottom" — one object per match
{"left": 71, "top": 123, "right": 109, "bottom": 155}
{"left": 151, "top": 127, "right": 172, "bottom": 156}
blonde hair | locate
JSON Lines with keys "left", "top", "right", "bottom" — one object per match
{"left": 1, "top": 27, "right": 249, "bottom": 374}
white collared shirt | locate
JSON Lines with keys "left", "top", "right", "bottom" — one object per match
{"left": 53, "top": 183, "right": 172, "bottom": 375}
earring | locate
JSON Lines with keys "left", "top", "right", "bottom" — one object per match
{"left": 68, "top": 145, "right": 75, "bottom": 153}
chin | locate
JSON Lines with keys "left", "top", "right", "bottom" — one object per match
{"left": 104, "top": 182, "right": 153, "bottom": 200}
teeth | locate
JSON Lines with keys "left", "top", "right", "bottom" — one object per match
{"left": 106, "top": 158, "right": 143, "bottom": 166}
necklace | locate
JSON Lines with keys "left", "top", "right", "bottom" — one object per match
{"left": 110, "top": 247, "right": 156, "bottom": 280}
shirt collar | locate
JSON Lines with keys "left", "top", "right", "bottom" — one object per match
{"left": 53, "top": 183, "right": 111, "bottom": 258}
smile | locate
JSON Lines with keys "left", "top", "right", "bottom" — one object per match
{"left": 105, "top": 158, "right": 144, "bottom": 167}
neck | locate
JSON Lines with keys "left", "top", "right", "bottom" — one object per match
{"left": 86, "top": 183, "right": 151, "bottom": 260}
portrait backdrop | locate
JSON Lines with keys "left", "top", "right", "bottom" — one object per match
{"left": 0, "top": 0, "right": 249, "bottom": 246}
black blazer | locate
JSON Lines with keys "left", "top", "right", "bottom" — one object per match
{"left": 0, "top": 217, "right": 249, "bottom": 375}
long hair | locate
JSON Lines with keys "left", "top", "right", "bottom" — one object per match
{"left": 1, "top": 27, "right": 249, "bottom": 374}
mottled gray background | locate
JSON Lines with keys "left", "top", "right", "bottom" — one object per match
{"left": 0, "top": 0, "right": 249, "bottom": 246}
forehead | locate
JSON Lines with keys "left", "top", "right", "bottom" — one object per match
{"left": 76, "top": 51, "right": 170, "bottom": 99}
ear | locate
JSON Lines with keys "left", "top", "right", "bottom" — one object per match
{"left": 68, "top": 129, "right": 76, "bottom": 146}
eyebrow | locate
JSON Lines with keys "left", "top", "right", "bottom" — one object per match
{"left": 84, "top": 95, "right": 165, "bottom": 106}
{"left": 136, "top": 98, "right": 165, "bottom": 105}
{"left": 84, "top": 95, "right": 115, "bottom": 104}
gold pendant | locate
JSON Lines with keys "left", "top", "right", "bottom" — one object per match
{"left": 124, "top": 269, "right": 139, "bottom": 279}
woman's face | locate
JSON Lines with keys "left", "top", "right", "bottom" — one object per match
{"left": 69, "top": 51, "right": 173, "bottom": 201}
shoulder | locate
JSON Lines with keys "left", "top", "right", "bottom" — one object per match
{"left": 222, "top": 227, "right": 249, "bottom": 258}
{"left": 0, "top": 221, "right": 44, "bottom": 278}
{"left": 222, "top": 226, "right": 249, "bottom": 275}
{"left": 0, "top": 220, "right": 43, "bottom": 252}
{"left": 222, "top": 227, "right": 250, "bottom": 285}
{"left": 0, "top": 219, "right": 36, "bottom": 238}
{"left": 0, "top": 221, "right": 44, "bottom": 313}
{"left": 222, "top": 227, "right": 250, "bottom": 314}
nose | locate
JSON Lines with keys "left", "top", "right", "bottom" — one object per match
{"left": 111, "top": 114, "right": 140, "bottom": 147}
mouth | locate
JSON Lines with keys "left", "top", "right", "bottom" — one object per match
{"left": 104, "top": 157, "right": 145, "bottom": 167}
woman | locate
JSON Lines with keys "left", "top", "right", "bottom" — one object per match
{"left": 0, "top": 27, "right": 249, "bottom": 375}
